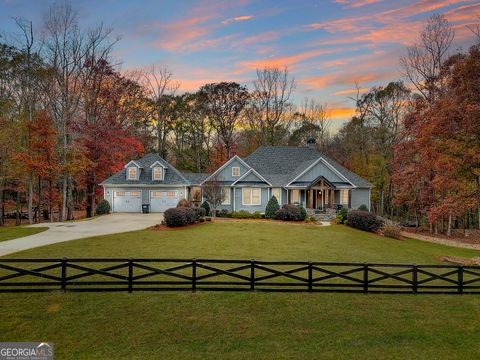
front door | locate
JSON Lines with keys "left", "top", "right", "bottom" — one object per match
{"left": 316, "top": 190, "right": 323, "bottom": 209}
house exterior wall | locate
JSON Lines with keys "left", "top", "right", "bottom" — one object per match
{"left": 103, "top": 186, "right": 187, "bottom": 210}
{"left": 215, "top": 158, "right": 250, "bottom": 182}
{"left": 233, "top": 187, "right": 269, "bottom": 213}
{"left": 350, "top": 188, "right": 370, "bottom": 210}
{"left": 295, "top": 161, "right": 345, "bottom": 183}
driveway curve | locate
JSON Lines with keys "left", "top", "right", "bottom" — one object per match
{"left": 0, "top": 213, "right": 162, "bottom": 257}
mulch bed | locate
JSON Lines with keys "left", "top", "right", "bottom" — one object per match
{"left": 213, "top": 218, "right": 323, "bottom": 225}
{"left": 404, "top": 228, "right": 480, "bottom": 245}
{"left": 149, "top": 222, "right": 209, "bottom": 231}
{"left": 436, "top": 256, "right": 480, "bottom": 266}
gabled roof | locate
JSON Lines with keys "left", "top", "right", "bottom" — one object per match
{"left": 243, "top": 146, "right": 372, "bottom": 188}
{"left": 102, "top": 153, "right": 189, "bottom": 186}
{"left": 201, "top": 155, "right": 251, "bottom": 184}
{"left": 232, "top": 168, "right": 272, "bottom": 186}
{"left": 181, "top": 172, "right": 209, "bottom": 186}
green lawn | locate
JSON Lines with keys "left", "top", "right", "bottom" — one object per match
{"left": 1, "top": 221, "right": 480, "bottom": 359}
{"left": 0, "top": 225, "right": 48, "bottom": 242}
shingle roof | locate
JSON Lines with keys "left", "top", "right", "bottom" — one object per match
{"left": 243, "top": 146, "right": 372, "bottom": 188}
{"left": 181, "top": 172, "right": 209, "bottom": 185}
{"left": 102, "top": 153, "right": 190, "bottom": 186}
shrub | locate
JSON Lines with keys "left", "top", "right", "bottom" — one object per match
{"left": 336, "top": 208, "right": 348, "bottom": 224}
{"left": 265, "top": 195, "right": 280, "bottom": 219}
{"left": 275, "top": 204, "right": 303, "bottom": 221}
{"left": 95, "top": 199, "right": 111, "bottom": 215}
{"left": 380, "top": 221, "right": 403, "bottom": 239}
{"left": 200, "top": 201, "right": 210, "bottom": 216}
{"left": 183, "top": 207, "right": 196, "bottom": 225}
{"left": 192, "top": 207, "right": 206, "bottom": 221}
{"left": 218, "top": 209, "right": 231, "bottom": 218}
{"left": 297, "top": 205, "right": 307, "bottom": 221}
{"left": 252, "top": 211, "right": 262, "bottom": 219}
{"left": 347, "top": 210, "right": 384, "bottom": 232}
{"left": 177, "top": 198, "right": 192, "bottom": 208}
{"left": 358, "top": 204, "right": 368, "bottom": 211}
{"left": 231, "top": 210, "right": 251, "bottom": 219}
{"left": 164, "top": 207, "right": 188, "bottom": 227}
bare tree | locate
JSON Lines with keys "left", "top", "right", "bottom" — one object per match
{"left": 41, "top": 2, "right": 117, "bottom": 220}
{"left": 467, "top": 15, "right": 480, "bottom": 42}
{"left": 300, "top": 98, "right": 331, "bottom": 151}
{"left": 200, "top": 82, "right": 249, "bottom": 159}
{"left": 249, "top": 66, "right": 295, "bottom": 145}
{"left": 400, "top": 13, "right": 454, "bottom": 103}
{"left": 201, "top": 175, "right": 225, "bottom": 217}
{"left": 142, "top": 65, "right": 179, "bottom": 158}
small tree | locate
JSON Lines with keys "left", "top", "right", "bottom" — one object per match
{"left": 200, "top": 200, "right": 210, "bottom": 216}
{"left": 202, "top": 175, "right": 224, "bottom": 217}
{"left": 265, "top": 195, "right": 280, "bottom": 219}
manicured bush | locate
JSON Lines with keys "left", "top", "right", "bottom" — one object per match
{"left": 200, "top": 201, "right": 210, "bottom": 216}
{"left": 347, "top": 210, "right": 384, "bottom": 232}
{"left": 336, "top": 207, "right": 348, "bottom": 224}
{"left": 95, "top": 199, "right": 111, "bottom": 215}
{"left": 380, "top": 221, "right": 403, "bottom": 239}
{"left": 192, "top": 207, "right": 206, "bottom": 221}
{"left": 297, "top": 205, "right": 307, "bottom": 221}
{"left": 265, "top": 195, "right": 280, "bottom": 219}
{"left": 177, "top": 198, "right": 192, "bottom": 208}
{"left": 183, "top": 207, "right": 196, "bottom": 225}
{"left": 358, "top": 204, "right": 368, "bottom": 211}
{"left": 229, "top": 210, "right": 263, "bottom": 219}
{"left": 275, "top": 204, "right": 303, "bottom": 221}
{"left": 218, "top": 209, "right": 231, "bottom": 218}
{"left": 164, "top": 207, "right": 188, "bottom": 227}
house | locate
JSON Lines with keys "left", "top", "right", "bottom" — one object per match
{"left": 101, "top": 141, "right": 372, "bottom": 213}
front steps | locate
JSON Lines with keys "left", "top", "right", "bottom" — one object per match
{"left": 306, "top": 208, "right": 337, "bottom": 222}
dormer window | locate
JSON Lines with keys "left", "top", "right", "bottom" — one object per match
{"left": 232, "top": 167, "right": 240, "bottom": 177}
{"left": 153, "top": 167, "right": 162, "bottom": 180}
{"left": 128, "top": 167, "right": 137, "bottom": 180}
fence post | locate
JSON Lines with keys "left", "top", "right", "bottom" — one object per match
{"left": 128, "top": 258, "right": 133, "bottom": 293}
{"left": 458, "top": 266, "right": 464, "bottom": 294}
{"left": 61, "top": 257, "right": 67, "bottom": 293}
{"left": 192, "top": 258, "right": 197, "bottom": 293}
{"left": 363, "top": 263, "right": 368, "bottom": 293}
{"left": 308, "top": 261, "right": 313, "bottom": 292}
{"left": 412, "top": 265, "right": 418, "bottom": 294}
{"left": 250, "top": 259, "right": 255, "bottom": 291}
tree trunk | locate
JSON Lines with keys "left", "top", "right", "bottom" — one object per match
{"left": 0, "top": 187, "right": 4, "bottom": 227}
{"left": 37, "top": 176, "right": 42, "bottom": 223}
{"left": 447, "top": 212, "right": 452, "bottom": 237}
{"left": 67, "top": 175, "right": 74, "bottom": 221}
{"left": 15, "top": 191, "right": 21, "bottom": 226}
{"left": 49, "top": 180, "right": 54, "bottom": 222}
{"left": 60, "top": 174, "right": 67, "bottom": 221}
{"left": 27, "top": 175, "right": 33, "bottom": 224}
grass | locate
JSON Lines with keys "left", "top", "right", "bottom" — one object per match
{"left": 2, "top": 221, "right": 480, "bottom": 359}
{"left": 0, "top": 225, "right": 48, "bottom": 242}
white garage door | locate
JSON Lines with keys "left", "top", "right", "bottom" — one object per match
{"left": 113, "top": 191, "right": 142, "bottom": 213}
{"left": 150, "top": 190, "right": 179, "bottom": 212}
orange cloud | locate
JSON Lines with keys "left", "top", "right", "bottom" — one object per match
{"left": 334, "top": 0, "right": 383, "bottom": 9}
{"left": 331, "top": 88, "right": 369, "bottom": 96}
{"left": 235, "top": 48, "right": 343, "bottom": 73}
{"left": 329, "top": 107, "right": 356, "bottom": 120}
{"left": 222, "top": 15, "right": 254, "bottom": 24}
{"left": 299, "top": 71, "right": 392, "bottom": 90}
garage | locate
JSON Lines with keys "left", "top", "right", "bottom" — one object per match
{"left": 113, "top": 191, "right": 142, "bottom": 213}
{"left": 150, "top": 190, "right": 179, "bottom": 212}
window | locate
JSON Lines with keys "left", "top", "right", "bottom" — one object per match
{"left": 232, "top": 166, "right": 240, "bottom": 177}
{"left": 115, "top": 191, "right": 125, "bottom": 197}
{"left": 128, "top": 167, "right": 137, "bottom": 180}
{"left": 271, "top": 188, "right": 281, "bottom": 202}
{"left": 340, "top": 189, "right": 349, "bottom": 205}
{"left": 221, "top": 187, "right": 231, "bottom": 205}
{"left": 128, "top": 191, "right": 141, "bottom": 197}
{"left": 167, "top": 191, "right": 176, "bottom": 198}
{"left": 242, "top": 187, "right": 261, "bottom": 205}
{"left": 153, "top": 167, "right": 162, "bottom": 180}
{"left": 151, "top": 191, "right": 163, "bottom": 198}
{"left": 291, "top": 189, "right": 300, "bottom": 204}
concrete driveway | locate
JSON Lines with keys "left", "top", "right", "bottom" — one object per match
{"left": 0, "top": 213, "right": 162, "bottom": 257}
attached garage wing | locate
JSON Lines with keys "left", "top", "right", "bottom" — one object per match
{"left": 150, "top": 190, "right": 179, "bottom": 212}
{"left": 113, "top": 191, "right": 142, "bottom": 213}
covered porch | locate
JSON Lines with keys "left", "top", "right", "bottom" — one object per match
{"left": 287, "top": 176, "right": 349, "bottom": 210}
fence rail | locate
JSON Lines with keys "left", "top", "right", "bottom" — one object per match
{"left": 0, "top": 258, "right": 479, "bottom": 294}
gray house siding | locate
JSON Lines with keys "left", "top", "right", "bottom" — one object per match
{"left": 350, "top": 188, "right": 370, "bottom": 210}
{"left": 216, "top": 187, "right": 234, "bottom": 212}
{"left": 215, "top": 158, "right": 250, "bottom": 182}
{"left": 295, "top": 160, "right": 345, "bottom": 183}
{"left": 234, "top": 187, "right": 269, "bottom": 213}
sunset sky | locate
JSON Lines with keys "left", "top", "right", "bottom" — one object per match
{"left": 1, "top": 0, "right": 479, "bottom": 129}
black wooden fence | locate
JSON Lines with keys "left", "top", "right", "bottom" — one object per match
{"left": 0, "top": 258, "right": 479, "bottom": 294}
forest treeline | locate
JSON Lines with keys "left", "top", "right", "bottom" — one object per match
{"left": 0, "top": 2, "right": 479, "bottom": 235}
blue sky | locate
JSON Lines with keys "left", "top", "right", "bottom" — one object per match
{"left": 1, "top": 0, "right": 479, "bottom": 130}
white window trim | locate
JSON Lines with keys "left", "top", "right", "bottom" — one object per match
{"left": 152, "top": 166, "right": 163, "bottom": 181}
{"left": 242, "top": 187, "right": 261, "bottom": 206}
{"left": 128, "top": 167, "right": 137, "bottom": 180}
{"left": 231, "top": 166, "right": 240, "bottom": 177}
{"left": 221, "top": 187, "right": 231, "bottom": 205}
